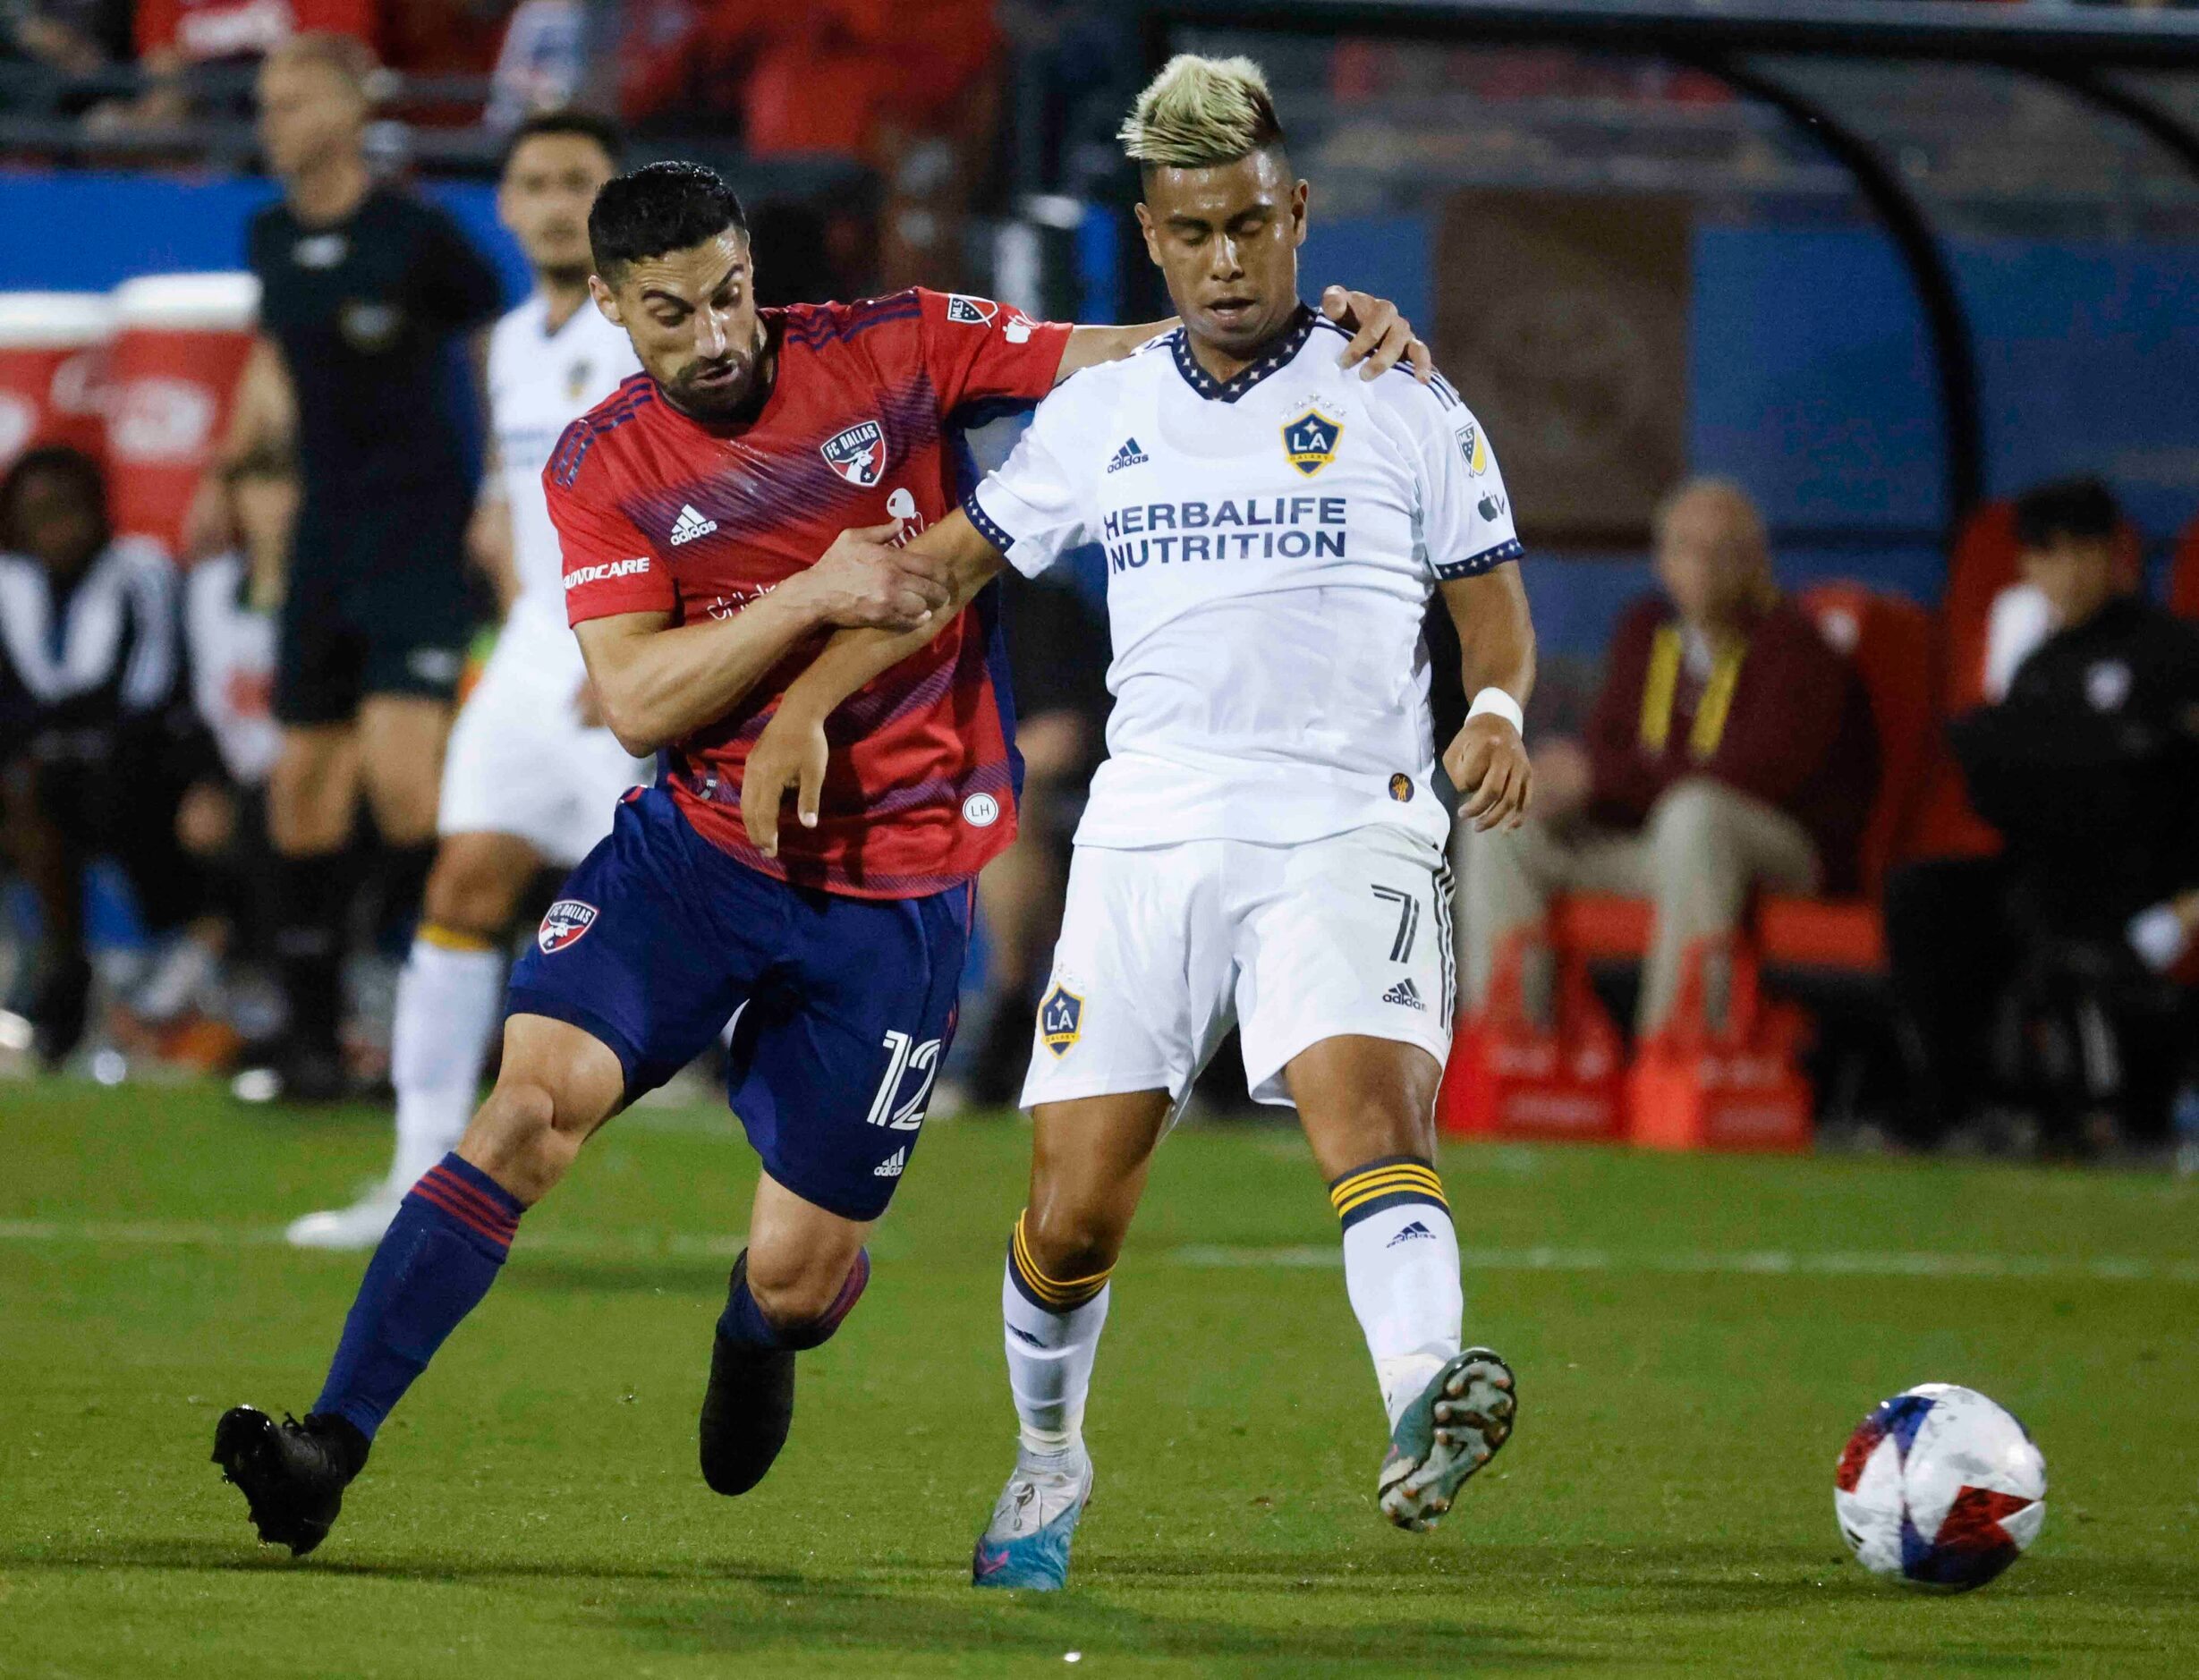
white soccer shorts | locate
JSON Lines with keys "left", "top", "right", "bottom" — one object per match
{"left": 436, "top": 621, "right": 649, "bottom": 865}
{"left": 1019, "top": 824, "right": 1455, "bottom": 1116}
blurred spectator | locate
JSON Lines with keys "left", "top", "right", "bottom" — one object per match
{"left": 96, "top": 0, "right": 376, "bottom": 127}
{"left": 616, "top": 1, "right": 1003, "bottom": 289}
{"left": 1461, "top": 479, "right": 1878, "bottom": 1036}
{"left": 0, "top": 446, "right": 221, "bottom": 1065}
{"left": 2, "top": 2, "right": 132, "bottom": 77}
{"left": 962, "top": 566, "right": 1107, "bottom": 1107}
{"left": 482, "top": 0, "right": 583, "bottom": 130}
{"left": 1886, "top": 477, "right": 2199, "bottom": 1152}
{"left": 186, "top": 30, "right": 502, "bottom": 1099}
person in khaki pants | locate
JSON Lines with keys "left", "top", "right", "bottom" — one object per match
{"left": 1461, "top": 479, "right": 1878, "bottom": 1034}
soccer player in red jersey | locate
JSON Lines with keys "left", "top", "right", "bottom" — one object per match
{"left": 212, "top": 160, "right": 1427, "bottom": 1555}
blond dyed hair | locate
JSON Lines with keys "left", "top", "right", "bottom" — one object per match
{"left": 1118, "top": 54, "right": 1286, "bottom": 170}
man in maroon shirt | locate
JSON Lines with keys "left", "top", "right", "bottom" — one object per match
{"left": 1463, "top": 478, "right": 1878, "bottom": 1035}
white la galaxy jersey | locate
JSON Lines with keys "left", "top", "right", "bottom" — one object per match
{"left": 487, "top": 293, "right": 639, "bottom": 644}
{"left": 966, "top": 305, "right": 1521, "bottom": 851}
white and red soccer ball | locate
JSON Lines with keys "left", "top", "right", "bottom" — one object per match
{"left": 1834, "top": 1383, "right": 2046, "bottom": 1591}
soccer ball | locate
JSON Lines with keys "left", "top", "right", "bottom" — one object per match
{"left": 1833, "top": 1383, "right": 2046, "bottom": 1591}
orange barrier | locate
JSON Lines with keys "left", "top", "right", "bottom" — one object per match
{"left": 105, "top": 273, "right": 259, "bottom": 553}
{"left": 1625, "top": 938, "right": 1813, "bottom": 1153}
{"left": 1439, "top": 931, "right": 1626, "bottom": 1143}
{"left": 0, "top": 293, "right": 112, "bottom": 471}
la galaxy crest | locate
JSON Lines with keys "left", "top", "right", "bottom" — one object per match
{"left": 821, "top": 420, "right": 887, "bottom": 488}
{"left": 1282, "top": 409, "right": 1342, "bottom": 478}
{"left": 538, "top": 899, "right": 598, "bottom": 955}
{"left": 1039, "top": 983, "right": 1083, "bottom": 1057}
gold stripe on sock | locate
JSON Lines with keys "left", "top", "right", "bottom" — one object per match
{"left": 1328, "top": 1163, "right": 1446, "bottom": 1214}
{"left": 1011, "top": 1213, "right": 1113, "bottom": 1308}
{"left": 417, "top": 921, "right": 497, "bottom": 954}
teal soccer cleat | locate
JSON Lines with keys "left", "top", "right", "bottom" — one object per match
{"left": 1378, "top": 1346, "right": 1516, "bottom": 1532}
{"left": 970, "top": 1445, "right": 1093, "bottom": 1590}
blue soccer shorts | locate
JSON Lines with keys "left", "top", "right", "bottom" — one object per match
{"left": 505, "top": 786, "right": 972, "bottom": 1221}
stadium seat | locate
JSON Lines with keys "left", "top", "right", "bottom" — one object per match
{"left": 2171, "top": 513, "right": 2199, "bottom": 624}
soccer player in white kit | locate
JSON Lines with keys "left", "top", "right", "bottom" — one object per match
{"left": 742, "top": 56, "right": 1538, "bottom": 1586}
{"left": 287, "top": 114, "right": 647, "bottom": 1248}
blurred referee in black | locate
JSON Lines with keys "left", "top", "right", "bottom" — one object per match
{"left": 186, "top": 31, "right": 503, "bottom": 1099}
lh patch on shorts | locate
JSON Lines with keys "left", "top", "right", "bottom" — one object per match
{"left": 1039, "top": 984, "right": 1083, "bottom": 1056}
{"left": 538, "top": 899, "right": 598, "bottom": 955}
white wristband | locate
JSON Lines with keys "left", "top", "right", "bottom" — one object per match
{"left": 1465, "top": 687, "right": 1524, "bottom": 737}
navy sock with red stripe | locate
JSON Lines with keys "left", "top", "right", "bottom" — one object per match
{"left": 312, "top": 1154, "right": 523, "bottom": 1440}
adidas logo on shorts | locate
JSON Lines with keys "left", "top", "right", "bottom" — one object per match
{"left": 873, "top": 1147, "right": 906, "bottom": 1179}
{"left": 1381, "top": 978, "right": 1426, "bottom": 1011}
{"left": 1106, "top": 437, "right": 1149, "bottom": 473}
{"left": 669, "top": 503, "right": 718, "bottom": 546}
{"left": 1387, "top": 1220, "right": 1436, "bottom": 1248}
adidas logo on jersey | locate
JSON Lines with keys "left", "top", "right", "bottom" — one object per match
{"left": 1387, "top": 1220, "right": 1436, "bottom": 1248}
{"left": 1106, "top": 437, "right": 1149, "bottom": 473}
{"left": 669, "top": 504, "right": 718, "bottom": 546}
{"left": 873, "top": 1147, "right": 906, "bottom": 1179}
{"left": 1382, "top": 978, "right": 1426, "bottom": 1011}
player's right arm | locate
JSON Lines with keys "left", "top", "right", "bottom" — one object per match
{"left": 565, "top": 521, "right": 953, "bottom": 760}
{"left": 743, "top": 515, "right": 1007, "bottom": 856}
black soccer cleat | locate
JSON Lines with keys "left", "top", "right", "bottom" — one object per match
{"left": 211, "top": 1406, "right": 363, "bottom": 1556}
{"left": 698, "top": 1252, "right": 796, "bottom": 1496}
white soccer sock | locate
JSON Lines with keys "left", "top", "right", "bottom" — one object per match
{"left": 1332, "top": 1159, "right": 1464, "bottom": 1430}
{"left": 388, "top": 934, "right": 506, "bottom": 1191}
{"left": 1002, "top": 1217, "right": 1112, "bottom": 1459}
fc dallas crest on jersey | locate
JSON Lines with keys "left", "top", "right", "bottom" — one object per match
{"left": 538, "top": 898, "right": 598, "bottom": 954}
{"left": 820, "top": 420, "right": 887, "bottom": 488}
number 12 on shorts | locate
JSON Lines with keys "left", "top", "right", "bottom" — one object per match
{"left": 865, "top": 1030, "right": 942, "bottom": 1131}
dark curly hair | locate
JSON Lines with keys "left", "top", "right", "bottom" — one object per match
{"left": 2013, "top": 476, "right": 2120, "bottom": 550}
{"left": 588, "top": 161, "right": 747, "bottom": 283}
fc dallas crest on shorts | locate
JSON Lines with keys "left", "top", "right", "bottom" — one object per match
{"left": 820, "top": 420, "right": 886, "bottom": 488}
{"left": 538, "top": 898, "right": 599, "bottom": 954}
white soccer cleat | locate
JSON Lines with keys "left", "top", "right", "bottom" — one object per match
{"left": 284, "top": 1189, "right": 403, "bottom": 1251}
{"left": 1378, "top": 1347, "right": 1516, "bottom": 1532}
{"left": 971, "top": 1444, "right": 1093, "bottom": 1591}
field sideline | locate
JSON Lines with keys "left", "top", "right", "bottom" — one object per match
{"left": 4, "top": 1082, "right": 2195, "bottom": 1677}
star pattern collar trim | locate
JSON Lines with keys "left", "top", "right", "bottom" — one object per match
{"left": 1167, "top": 304, "right": 1318, "bottom": 403}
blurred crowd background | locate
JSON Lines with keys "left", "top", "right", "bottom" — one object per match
{"left": 3, "top": 0, "right": 2198, "bottom": 1165}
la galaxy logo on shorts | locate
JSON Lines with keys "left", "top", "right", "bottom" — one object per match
{"left": 1038, "top": 983, "right": 1083, "bottom": 1057}
{"left": 820, "top": 420, "right": 887, "bottom": 488}
{"left": 538, "top": 899, "right": 598, "bottom": 955}
{"left": 1282, "top": 409, "right": 1342, "bottom": 478}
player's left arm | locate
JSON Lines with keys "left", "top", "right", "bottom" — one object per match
{"left": 742, "top": 513, "right": 1007, "bottom": 858}
{"left": 1410, "top": 379, "right": 1536, "bottom": 832}
{"left": 1440, "top": 566, "right": 1536, "bottom": 832}
{"left": 1057, "top": 286, "right": 1433, "bottom": 384}
{"left": 468, "top": 442, "right": 520, "bottom": 616}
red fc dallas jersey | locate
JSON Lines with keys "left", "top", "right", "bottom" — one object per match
{"left": 546, "top": 288, "right": 1072, "bottom": 898}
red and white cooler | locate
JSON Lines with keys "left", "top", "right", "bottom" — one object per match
{"left": 0, "top": 293, "right": 114, "bottom": 471}
{"left": 106, "top": 272, "right": 260, "bottom": 553}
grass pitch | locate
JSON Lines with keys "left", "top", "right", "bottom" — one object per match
{"left": 4, "top": 1081, "right": 2196, "bottom": 1677}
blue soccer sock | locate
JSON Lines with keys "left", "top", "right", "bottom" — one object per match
{"left": 717, "top": 1248, "right": 871, "bottom": 1351}
{"left": 311, "top": 1154, "right": 524, "bottom": 1441}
